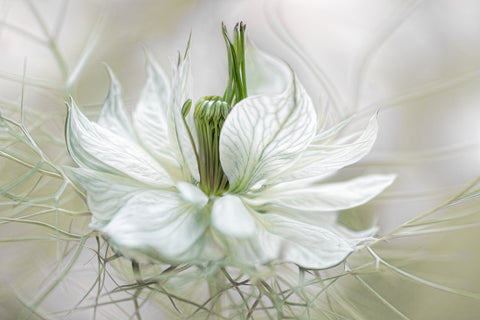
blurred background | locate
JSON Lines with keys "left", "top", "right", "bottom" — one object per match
{"left": 1, "top": 0, "right": 480, "bottom": 319}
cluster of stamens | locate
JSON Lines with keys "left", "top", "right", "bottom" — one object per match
{"left": 193, "top": 96, "right": 231, "bottom": 195}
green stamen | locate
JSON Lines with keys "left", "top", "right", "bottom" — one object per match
{"left": 194, "top": 96, "right": 231, "bottom": 195}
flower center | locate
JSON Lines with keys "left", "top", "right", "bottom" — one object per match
{"left": 182, "top": 22, "right": 248, "bottom": 196}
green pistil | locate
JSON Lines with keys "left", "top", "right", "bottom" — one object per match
{"left": 194, "top": 96, "right": 231, "bottom": 195}
{"left": 222, "top": 22, "right": 247, "bottom": 105}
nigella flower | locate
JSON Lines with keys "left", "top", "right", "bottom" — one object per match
{"left": 65, "top": 23, "right": 395, "bottom": 269}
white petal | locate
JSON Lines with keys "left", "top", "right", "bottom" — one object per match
{"left": 220, "top": 76, "right": 317, "bottom": 192}
{"left": 102, "top": 190, "right": 209, "bottom": 262}
{"left": 65, "top": 166, "right": 141, "bottom": 228}
{"left": 133, "top": 52, "right": 180, "bottom": 167}
{"left": 176, "top": 182, "right": 208, "bottom": 208}
{"left": 245, "top": 41, "right": 291, "bottom": 95}
{"left": 66, "top": 99, "right": 172, "bottom": 187}
{"left": 243, "top": 198, "right": 339, "bottom": 226}
{"left": 334, "top": 224, "right": 378, "bottom": 245}
{"left": 311, "top": 116, "right": 352, "bottom": 144}
{"left": 97, "top": 66, "right": 135, "bottom": 138}
{"left": 211, "top": 195, "right": 256, "bottom": 238}
{"left": 258, "top": 174, "right": 396, "bottom": 212}
{"left": 273, "top": 115, "right": 378, "bottom": 184}
{"left": 258, "top": 213, "right": 354, "bottom": 269}
{"left": 169, "top": 51, "right": 200, "bottom": 182}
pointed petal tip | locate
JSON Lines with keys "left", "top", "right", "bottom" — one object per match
{"left": 66, "top": 96, "right": 78, "bottom": 110}
{"left": 143, "top": 47, "right": 157, "bottom": 66}
{"left": 141, "top": 46, "right": 163, "bottom": 70}
{"left": 66, "top": 96, "right": 74, "bottom": 107}
{"left": 66, "top": 97, "right": 84, "bottom": 121}
{"left": 102, "top": 63, "right": 119, "bottom": 83}
{"left": 375, "top": 173, "right": 397, "bottom": 187}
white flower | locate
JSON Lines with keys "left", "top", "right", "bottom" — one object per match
{"left": 65, "top": 24, "right": 395, "bottom": 269}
